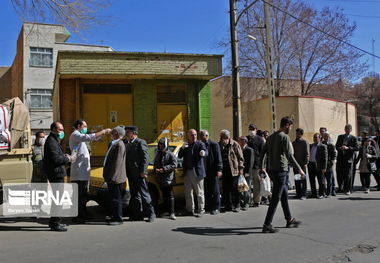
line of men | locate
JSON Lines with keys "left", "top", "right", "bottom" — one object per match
{"left": 293, "top": 124, "right": 380, "bottom": 201}
{"left": 34, "top": 120, "right": 269, "bottom": 231}
{"left": 34, "top": 119, "right": 380, "bottom": 233}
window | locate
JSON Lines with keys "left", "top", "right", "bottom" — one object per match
{"left": 157, "top": 85, "right": 186, "bottom": 103}
{"left": 30, "top": 47, "right": 53, "bottom": 67}
{"left": 30, "top": 89, "right": 52, "bottom": 109}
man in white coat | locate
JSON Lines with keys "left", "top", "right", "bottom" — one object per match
{"left": 69, "top": 120, "right": 111, "bottom": 223}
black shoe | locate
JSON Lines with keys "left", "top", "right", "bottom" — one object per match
{"left": 128, "top": 217, "right": 144, "bottom": 221}
{"left": 308, "top": 194, "right": 317, "bottom": 199}
{"left": 51, "top": 225, "right": 67, "bottom": 232}
{"left": 183, "top": 211, "right": 196, "bottom": 216}
{"left": 331, "top": 192, "right": 336, "bottom": 196}
{"left": 148, "top": 214, "right": 156, "bottom": 222}
{"left": 286, "top": 218, "right": 301, "bottom": 228}
{"left": 316, "top": 196, "right": 324, "bottom": 199}
{"left": 241, "top": 206, "right": 248, "bottom": 211}
{"left": 262, "top": 224, "right": 279, "bottom": 233}
{"left": 232, "top": 208, "right": 240, "bottom": 213}
{"left": 71, "top": 217, "right": 86, "bottom": 224}
{"left": 195, "top": 212, "right": 204, "bottom": 218}
{"left": 210, "top": 210, "right": 219, "bottom": 215}
{"left": 49, "top": 222, "right": 66, "bottom": 228}
{"left": 252, "top": 203, "right": 260, "bottom": 207}
{"left": 108, "top": 220, "right": 123, "bottom": 226}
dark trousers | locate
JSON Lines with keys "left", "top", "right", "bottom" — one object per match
{"left": 360, "top": 173, "right": 371, "bottom": 189}
{"left": 48, "top": 177, "right": 64, "bottom": 227}
{"left": 108, "top": 183, "right": 123, "bottom": 222}
{"left": 324, "top": 170, "right": 333, "bottom": 196}
{"left": 372, "top": 169, "right": 380, "bottom": 189}
{"left": 222, "top": 170, "right": 240, "bottom": 210}
{"left": 160, "top": 185, "right": 174, "bottom": 214}
{"left": 204, "top": 174, "right": 221, "bottom": 212}
{"left": 295, "top": 179, "right": 307, "bottom": 198}
{"left": 71, "top": 180, "right": 88, "bottom": 219}
{"left": 128, "top": 174, "right": 155, "bottom": 219}
{"left": 308, "top": 162, "right": 325, "bottom": 197}
{"left": 336, "top": 160, "right": 353, "bottom": 192}
{"left": 264, "top": 170, "right": 292, "bottom": 226}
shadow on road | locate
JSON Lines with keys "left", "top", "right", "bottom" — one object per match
{"left": 172, "top": 226, "right": 282, "bottom": 236}
{"left": 338, "top": 197, "right": 380, "bottom": 201}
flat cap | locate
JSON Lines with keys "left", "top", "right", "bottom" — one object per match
{"left": 248, "top": 124, "right": 257, "bottom": 130}
{"left": 113, "top": 125, "right": 126, "bottom": 137}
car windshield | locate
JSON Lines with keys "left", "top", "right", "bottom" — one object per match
{"left": 148, "top": 145, "right": 176, "bottom": 165}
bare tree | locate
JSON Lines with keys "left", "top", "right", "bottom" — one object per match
{"left": 10, "top": 0, "right": 110, "bottom": 32}
{"left": 235, "top": 0, "right": 366, "bottom": 96}
{"left": 353, "top": 74, "right": 380, "bottom": 130}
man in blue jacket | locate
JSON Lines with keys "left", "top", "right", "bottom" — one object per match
{"left": 178, "top": 129, "right": 207, "bottom": 217}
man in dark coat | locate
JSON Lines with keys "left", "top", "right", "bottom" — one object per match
{"left": 308, "top": 133, "right": 328, "bottom": 199}
{"left": 103, "top": 126, "right": 127, "bottom": 225}
{"left": 246, "top": 124, "right": 265, "bottom": 206}
{"left": 178, "top": 129, "right": 207, "bottom": 217}
{"left": 200, "top": 130, "right": 223, "bottom": 215}
{"left": 124, "top": 126, "right": 156, "bottom": 222}
{"left": 43, "top": 121, "right": 75, "bottom": 232}
{"left": 153, "top": 137, "right": 177, "bottom": 220}
{"left": 292, "top": 128, "right": 309, "bottom": 200}
{"left": 335, "top": 124, "right": 359, "bottom": 195}
{"left": 238, "top": 136, "right": 254, "bottom": 210}
{"left": 322, "top": 132, "right": 337, "bottom": 197}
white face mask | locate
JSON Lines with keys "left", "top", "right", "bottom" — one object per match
{"left": 250, "top": 130, "right": 257, "bottom": 136}
{"left": 36, "top": 138, "right": 45, "bottom": 145}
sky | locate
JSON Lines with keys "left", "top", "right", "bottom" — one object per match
{"left": 0, "top": 0, "right": 379, "bottom": 77}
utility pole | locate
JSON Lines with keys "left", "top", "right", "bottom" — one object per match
{"left": 372, "top": 38, "right": 376, "bottom": 75}
{"left": 229, "top": 0, "right": 242, "bottom": 139}
{"left": 263, "top": 0, "right": 276, "bottom": 132}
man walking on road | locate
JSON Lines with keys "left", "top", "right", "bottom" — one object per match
{"left": 308, "top": 133, "right": 328, "bottom": 199}
{"left": 259, "top": 117, "right": 305, "bottom": 233}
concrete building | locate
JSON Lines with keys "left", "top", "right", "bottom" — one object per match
{"left": 0, "top": 22, "right": 113, "bottom": 134}
{"left": 211, "top": 76, "right": 358, "bottom": 142}
{"left": 53, "top": 51, "right": 222, "bottom": 165}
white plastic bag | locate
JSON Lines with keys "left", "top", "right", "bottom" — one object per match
{"left": 260, "top": 172, "right": 271, "bottom": 197}
{"left": 238, "top": 175, "right": 249, "bottom": 192}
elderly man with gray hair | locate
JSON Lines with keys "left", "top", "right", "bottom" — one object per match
{"left": 103, "top": 126, "right": 127, "bottom": 225}
{"left": 219, "top": 129, "right": 244, "bottom": 212}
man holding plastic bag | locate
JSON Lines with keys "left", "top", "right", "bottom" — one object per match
{"left": 259, "top": 117, "right": 305, "bottom": 233}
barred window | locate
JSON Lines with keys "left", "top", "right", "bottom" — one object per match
{"left": 30, "top": 47, "right": 53, "bottom": 67}
{"left": 30, "top": 89, "right": 52, "bottom": 109}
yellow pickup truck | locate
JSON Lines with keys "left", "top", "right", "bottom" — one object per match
{"left": 88, "top": 142, "right": 184, "bottom": 210}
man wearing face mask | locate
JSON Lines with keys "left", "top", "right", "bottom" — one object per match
{"left": 44, "top": 121, "right": 76, "bottom": 231}
{"left": 32, "top": 131, "right": 47, "bottom": 183}
{"left": 69, "top": 120, "right": 111, "bottom": 224}
{"left": 247, "top": 124, "right": 265, "bottom": 207}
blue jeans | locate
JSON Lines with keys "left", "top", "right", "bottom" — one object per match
{"left": 264, "top": 170, "right": 292, "bottom": 226}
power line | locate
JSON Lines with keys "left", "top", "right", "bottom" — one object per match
{"left": 262, "top": 0, "right": 380, "bottom": 59}
{"left": 344, "top": 13, "right": 380, "bottom": 19}
{"left": 329, "top": 0, "right": 380, "bottom": 3}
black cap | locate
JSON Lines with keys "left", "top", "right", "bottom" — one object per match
{"left": 125, "top": 125, "right": 139, "bottom": 134}
{"left": 248, "top": 124, "right": 257, "bottom": 130}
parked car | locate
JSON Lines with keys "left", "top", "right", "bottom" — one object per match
{"left": 88, "top": 141, "right": 184, "bottom": 210}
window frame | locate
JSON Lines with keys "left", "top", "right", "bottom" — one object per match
{"left": 29, "top": 47, "right": 54, "bottom": 68}
{"left": 29, "top": 89, "right": 53, "bottom": 109}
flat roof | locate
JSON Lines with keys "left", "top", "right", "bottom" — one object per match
{"left": 57, "top": 50, "right": 223, "bottom": 57}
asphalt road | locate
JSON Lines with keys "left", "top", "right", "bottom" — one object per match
{"left": 1, "top": 179, "right": 380, "bottom": 263}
